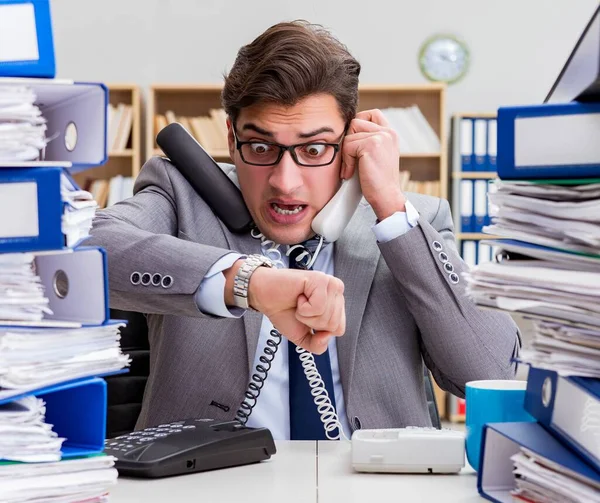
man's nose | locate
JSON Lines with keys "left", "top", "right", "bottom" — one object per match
{"left": 268, "top": 151, "right": 303, "bottom": 194}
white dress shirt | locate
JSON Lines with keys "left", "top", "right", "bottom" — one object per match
{"left": 194, "top": 201, "right": 419, "bottom": 439}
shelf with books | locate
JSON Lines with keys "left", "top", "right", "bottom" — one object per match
{"left": 148, "top": 83, "right": 448, "bottom": 199}
{"left": 73, "top": 84, "right": 141, "bottom": 209}
{"left": 450, "top": 111, "right": 498, "bottom": 249}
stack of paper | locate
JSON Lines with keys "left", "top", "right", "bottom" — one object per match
{"left": 0, "top": 86, "right": 48, "bottom": 162}
{"left": 466, "top": 260, "right": 600, "bottom": 375}
{"left": 519, "top": 317, "right": 600, "bottom": 378}
{"left": 511, "top": 447, "right": 600, "bottom": 502}
{"left": 0, "top": 395, "right": 64, "bottom": 463}
{"left": 0, "top": 324, "right": 130, "bottom": 401}
{"left": 0, "top": 454, "right": 118, "bottom": 503}
{"left": 485, "top": 180, "right": 600, "bottom": 255}
{"left": 0, "top": 254, "right": 49, "bottom": 323}
{"left": 466, "top": 176, "right": 600, "bottom": 376}
{"left": 61, "top": 173, "right": 98, "bottom": 247}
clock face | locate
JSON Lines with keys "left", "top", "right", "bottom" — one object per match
{"left": 419, "top": 35, "right": 469, "bottom": 84}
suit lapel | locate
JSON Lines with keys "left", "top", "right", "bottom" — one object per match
{"left": 334, "top": 205, "right": 380, "bottom": 407}
{"left": 221, "top": 227, "right": 264, "bottom": 374}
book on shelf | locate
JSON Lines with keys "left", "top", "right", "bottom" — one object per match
{"left": 398, "top": 170, "right": 440, "bottom": 197}
{"left": 381, "top": 105, "right": 441, "bottom": 154}
{"left": 155, "top": 108, "right": 228, "bottom": 153}
{"left": 107, "top": 103, "right": 133, "bottom": 153}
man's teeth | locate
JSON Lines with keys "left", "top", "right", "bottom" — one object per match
{"left": 272, "top": 203, "right": 305, "bottom": 215}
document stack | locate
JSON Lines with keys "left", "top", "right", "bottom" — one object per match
{"left": 0, "top": 1, "right": 129, "bottom": 501}
{"left": 467, "top": 101, "right": 600, "bottom": 503}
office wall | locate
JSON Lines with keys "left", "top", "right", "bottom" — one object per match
{"left": 52, "top": 0, "right": 598, "bottom": 115}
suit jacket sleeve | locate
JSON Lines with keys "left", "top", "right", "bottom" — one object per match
{"left": 85, "top": 156, "right": 233, "bottom": 318}
{"left": 377, "top": 198, "right": 521, "bottom": 397}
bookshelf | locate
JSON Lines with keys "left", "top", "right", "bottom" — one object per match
{"left": 448, "top": 112, "right": 498, "bottom": 422}
{"left": 147, "top": 83, "right": 448, "bottom": 199}
{"left": 73, "top": 84, "right": 141, "bottom": 206}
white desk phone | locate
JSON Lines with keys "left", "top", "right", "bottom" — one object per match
{"left": 103, "top": 123, "right": 465, "bottom": 478}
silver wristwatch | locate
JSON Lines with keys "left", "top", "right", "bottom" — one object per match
{"left": 233, "top": 254, "right": 274, "bottom": 310}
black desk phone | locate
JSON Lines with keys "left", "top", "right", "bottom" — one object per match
{"left": 104, "top": 419, "right": 276, "bottom": 478}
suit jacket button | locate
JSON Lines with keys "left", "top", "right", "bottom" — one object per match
{"left": 444, "top": 262, "right": 454, "bottom": 273}
{"left": 141, "top": 273, "right": 152, "bottom": 286}
{"left": 432, "top": 240, "right": 443, "bottom": 252}
{"left": 152, "top": 273, "right": 162, "bottom": 286}
{"left": 439, "top": 251, "right": 449, "bottom": 263}
{"left": 161, "top": 275, "right": 173, "bottom": 289}
{"left": 130, "top": 272, "right": 141, "bottom": 285}
{"left": 449, "top": 273, "right": 459, "bottom": 284}
{"left": 353, "top": 416, "right": 362, "bottom": 430}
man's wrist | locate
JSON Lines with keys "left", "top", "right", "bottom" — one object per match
{"left": 372, "top": 190, "right": 407, "bottom": 221}
{"left": 224, "top": 259, "right": 245, "bottom": 307}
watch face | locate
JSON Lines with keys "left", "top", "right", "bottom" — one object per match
{"left": 419, "top": 35, "right": 469, "bottom": 84}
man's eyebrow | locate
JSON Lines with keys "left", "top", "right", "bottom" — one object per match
{"left": 298, "top": 127, "right": 335, "bottom": 138}
{"left": 240, "top": 124, "right": 336, "bottom": 139}
{"left": 241, "top": 123, "right": 273, "bottom": 137}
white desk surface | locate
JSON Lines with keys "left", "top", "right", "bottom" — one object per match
{"left": 110, "top": 441, "right": 485, "bottom": 503}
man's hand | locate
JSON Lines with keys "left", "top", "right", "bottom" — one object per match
{"left": 224, "top": 260, "right": 345, "bottom": 354}
{"left": 341, "top": 109, "right": 407, "bottom": 221}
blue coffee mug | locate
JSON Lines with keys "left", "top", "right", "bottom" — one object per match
{"left": 465, "top": 379, "right": 535, "bottom": 471}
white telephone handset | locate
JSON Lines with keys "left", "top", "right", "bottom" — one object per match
{"left": 311, "top": 170, "right": 362, "bottom": 242}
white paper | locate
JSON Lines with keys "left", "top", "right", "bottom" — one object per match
{"left": 0, "top": 4, "right": 39, "bottom": 63}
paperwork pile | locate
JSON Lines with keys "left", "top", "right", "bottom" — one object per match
{"left": 0, "top": 324, "right": 129, "bottom": 401}
{"left": 466, "top": 178, "right": 600, "bottom": 377}
{"left": 0, "top": 86, "right": 49, "bottom": 162}
{"left": 61, "top": 173, "right": 98, "bottom": 248}
{"left": 0, "top": 254, "right": 48, "bottom": 323}
{"left": 511, "top": 448, "right": 600, "bottom": 503}
{"left": 0, "top": 395, "right": 64, "bottom": 463}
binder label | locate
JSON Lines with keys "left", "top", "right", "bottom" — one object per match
{"left": 0, "top": 3, "right": 39, "bottom": 62}
{"left": 0, "top": 182, "right": 39, "bottom": 238}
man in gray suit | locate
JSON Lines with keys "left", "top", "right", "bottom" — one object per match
{"left": 88, "top": 21, "right": 519, "bottom": 439}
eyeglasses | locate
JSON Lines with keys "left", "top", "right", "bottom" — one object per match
{"left": 232, "top": 125, "right": 345, "bottom": 167}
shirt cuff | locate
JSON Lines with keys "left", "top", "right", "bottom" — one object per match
{"left": 372, "top": 200, "right": 420, "bottom": 243}
{"left": 195, "top": 252, "right": 246, "bottom": 318}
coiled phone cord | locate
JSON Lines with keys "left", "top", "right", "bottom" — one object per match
{"left": 235, "top": 229, "right": 347, "bottom": 441}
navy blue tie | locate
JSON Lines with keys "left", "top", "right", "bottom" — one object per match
{"left": 287, "top": 244, "right": 337, "bottom": 440}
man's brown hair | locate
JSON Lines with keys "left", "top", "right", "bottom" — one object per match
{"left": 222, "top": 20, "right": 361, "bottom": 126}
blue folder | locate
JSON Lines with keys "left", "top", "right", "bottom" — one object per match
{"left": 525, "top": 366, "right": 600, "bottom": 472}
{"left": 0, "top": 377, "right": 109, "bottom": 458}
{"left": 0, "top": 0, "right": 55, "bottom": 78}
{"left": 0, "top": 166, "right": 66, "bottom": 253}
{"left": 497, "top": 102, "right": 600, "bottom": 179}
{"left": 0, "top": 78, "right": 107, "bottom": 169}
{"left": 478, "top": 421, "right": 600, "bottom": 502}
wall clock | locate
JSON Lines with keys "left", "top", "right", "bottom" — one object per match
{"left": 419, "top": 34, "right": 469, "bottom": 84}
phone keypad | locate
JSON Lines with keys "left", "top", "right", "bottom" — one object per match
{"left": 104, "top": 421, "right": 198, "bottom": 453}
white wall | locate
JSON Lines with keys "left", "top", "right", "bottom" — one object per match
{"left": 52, "top": 0, "right": 598, "bottom": 115}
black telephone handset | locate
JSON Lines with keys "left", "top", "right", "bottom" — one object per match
{"left": 156, "top": 122, "right": 254, "bottom": 234}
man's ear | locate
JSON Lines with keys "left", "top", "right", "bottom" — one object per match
{"left": 226, "top": 117, "right": 236, "bottom": 160}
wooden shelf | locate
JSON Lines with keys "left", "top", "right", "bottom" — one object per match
{"left": 108, "top": 149, "right": 134, "bottom": 157}
{"left": 148, "top": 83, "right": 447, "bottom": 199}
{"left": 457, "top": 233, "right": 500, "bottom": 240}
{"left": 452, "top": 171, "right": 497, "bottom": 179}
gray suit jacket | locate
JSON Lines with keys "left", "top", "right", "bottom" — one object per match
{"left": 87, "top": 156, "right": 520, "bottom": 431}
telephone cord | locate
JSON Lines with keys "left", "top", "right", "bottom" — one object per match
{"left": 236, "top": 228, "right": 347, "bottom": 440}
